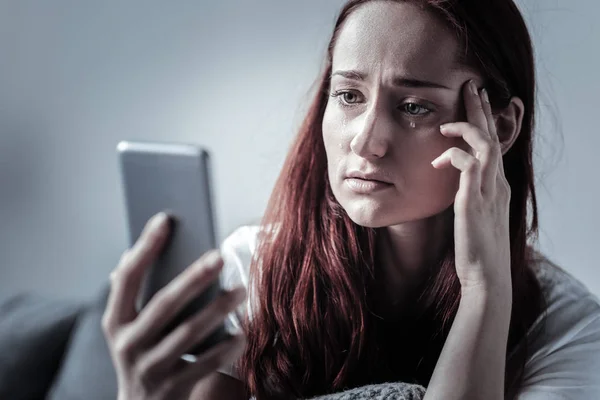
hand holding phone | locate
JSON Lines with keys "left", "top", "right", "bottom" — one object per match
{"left": 102, "top": 212, "right": 247, "bottom": 400}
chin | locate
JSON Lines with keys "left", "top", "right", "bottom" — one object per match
{"left": 340, "top": 198, "right": 455, "bottom": 229}
{"left": 341, "top": 201, "right": 394, "bottom": 228}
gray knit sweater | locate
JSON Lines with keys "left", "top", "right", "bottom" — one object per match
{"left": 308, "top": 382, "right": 426, "bottom": 400}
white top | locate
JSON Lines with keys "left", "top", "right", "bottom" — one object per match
{"left": 217, "top": 226, "right": 600, "bottom": 399}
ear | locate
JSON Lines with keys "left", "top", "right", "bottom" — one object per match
{"left": 494, "top": 97, "right": 525, "bottom": 156}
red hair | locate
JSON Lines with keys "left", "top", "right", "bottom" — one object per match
{"left": 238, "top": 1, "right": 545, "bottom": 398}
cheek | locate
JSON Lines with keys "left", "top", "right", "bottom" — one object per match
{"left": 395, "top": 128, "right": 462, "bottom": 196}
{"left": 322, "top": 107, "right": 349, "bottom": 153}
{"left": 322, "top": 104, "right": 346, "bottom": 140}
{"left": 322, "top": 116, "right": 336, "bottom": 151}
{"left": 399, "top": 124, "right": 460, "bottom": 160}
{"left": 322, "top": 112, "right": 343, "bottom": 179}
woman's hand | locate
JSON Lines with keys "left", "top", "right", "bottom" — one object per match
{"left": 102, "top": 212, "right": 247, "bottom": 400}
{"left": 431, "top": 80, "right": 512, "bottom": 294}
{"left": 425, "top": 80, "right": 513, "bottom": 400}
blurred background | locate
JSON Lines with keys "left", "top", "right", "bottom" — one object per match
{"left": 0, "top": 0, "right": 597, "bottom": 300}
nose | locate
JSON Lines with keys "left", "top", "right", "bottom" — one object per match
{"left": 349, "top": 103, "right": 392, "bottom": 160}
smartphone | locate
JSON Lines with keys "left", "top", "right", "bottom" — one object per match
{"left": 117, "top": 140, "right": 228, "bottom": 356}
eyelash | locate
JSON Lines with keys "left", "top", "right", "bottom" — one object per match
{"left": 329, "top": 90, "right": 433, "bottom": 117}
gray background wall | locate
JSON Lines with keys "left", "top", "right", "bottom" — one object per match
{"left": 0, "top": 0, "right": 598, "bottom": 301}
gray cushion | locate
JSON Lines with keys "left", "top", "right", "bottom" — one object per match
{"left": 0, "top": 293, "right": 82, "bottom": 400}
{"left": 47, "top": 285, "right": 118, "bottom": 400}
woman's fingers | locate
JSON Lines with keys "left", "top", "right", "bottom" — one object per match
{"left": 127, "top": 250, "right": 225, "bottom": 346}
{"left": 101, "top": 211, "right": 246, "bottom": 399}
{"left": 103, "top": 212, "right": 172, "bottom": 336}
{"left": 480, "top": 88, "right": 508, "bottom": 181}
{"left": 136, "top": 286, "right": 247, "bottom": 378}
{"left": 438, "top": 122, "right": 500, "bottom": 196}
{"left": 463, "top": 80, "right": 490, "bottom": 137}
{"left": 480, "top": 88, "right": 498, "bottom": 142}
{"left": 431, "top": 147, "right": 481, "bottom": 202}
{"left": 436, "top": 81, "right": 502, "bottom": 196}
{"left": 439, "top": 122, "right": 491, "bottom": 159}
{"left": 172, "top": 334, "right": 246, "bottom": 388}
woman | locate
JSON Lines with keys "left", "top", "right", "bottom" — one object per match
{"left": 102, "top": 0, "right": 600, "bottom": 399}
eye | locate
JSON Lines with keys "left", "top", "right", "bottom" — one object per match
{"left": 402, "top": 102, "right": 431, "bottom": 116}
{"left": 330, "top": 90, "right": 363, "bottom": 107}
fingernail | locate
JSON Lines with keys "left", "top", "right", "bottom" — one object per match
{"left": 151, "top": 212, "right": 169, "bottom": 229}
{"left": 470, "top": 80, "right": 478, "bottom": 95}
{"left": 204, "top": 251, "right": 223, "bottom": 271}
{"left": 232, "top": 286, "right": 247, "bottom": 301}
{"left": 482, "top": 88, "right": 490, "bottom": 104}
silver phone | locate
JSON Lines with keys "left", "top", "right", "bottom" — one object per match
{"left": 117, "top": 140, "right": 228, "bottom": 356}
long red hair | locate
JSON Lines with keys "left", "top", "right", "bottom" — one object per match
{"left": 238, "top": 1, "right": 545, "bottom": 398}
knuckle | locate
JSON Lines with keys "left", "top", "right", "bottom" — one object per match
{"left": 190, "top": 260, "right": 222, "bottom": 284}
{"left": 136, "top": 358, "right": 159, "bottom": 383}
{"left": 118, "top": 249, "right": 131, "bottom": 265}
{"left": 114, "top": 336, "right": 137, "bottom": 358}
{"left": 176, "top": 323, "right": 197, "bottom": 342}
{"left": 116, "top": 269, "right": 135, "bottom": 290}
{"left": 113, "top": 262, "right": 136, "bottom": 286}
{"left": 482, "top": 137, "right": 494, "bottom": 150}
{"left": 503, "top": 184, "right": 512, "bottom": 201}
{"left": 498, "top": 178, "right": 510, "bottom": 193}
{"left": 109, "top": 268, "right": 122, "bottom": 284}
{"left": 101, "top": 314, "right": 114, "bottom": 336}
{"left": 449, "top": 147, "right": 460, "bottom": 156}
{"left": 192, "top": 264, "right": 215, "bottom": 284}
{"left": 466, "top": 158, "right": 480, "bottom": 172}
{"left": 149, "top": 294, "right": 175, "bottom": 319}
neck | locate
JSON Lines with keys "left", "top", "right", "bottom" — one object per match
{"left": 377, "top": 206, "right": 453, "bottom": 313}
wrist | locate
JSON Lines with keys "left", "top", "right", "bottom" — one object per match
{"left": 460, "top": 284, "right": 512, "bottom": 314}
{"left": 460, "top": 275, "right": 512, "bottom": 299}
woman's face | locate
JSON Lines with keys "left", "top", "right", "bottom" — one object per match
{"left": 323, "top": 1, "right": 481, "bottom": 228}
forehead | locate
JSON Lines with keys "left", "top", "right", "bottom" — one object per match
{"left": 332, "top": 1, "right": 465, "bottom": 82}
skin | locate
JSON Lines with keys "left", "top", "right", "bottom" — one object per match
{"left": 322, "top": 1, "right": 523, "bottom": 305}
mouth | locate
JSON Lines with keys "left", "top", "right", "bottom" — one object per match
{"left": 344, "top": 177, "right": 393, "bottom": 194}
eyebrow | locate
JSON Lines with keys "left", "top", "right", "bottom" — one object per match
{"left": 330, "top": 69, "right": 451, "bottom": 90}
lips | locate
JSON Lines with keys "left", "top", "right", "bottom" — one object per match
{"left": 345, "top": 170, "right": 391, "bottom": 184}
{"left": 344, "top": 170, "right": 393, "bottom": 194}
